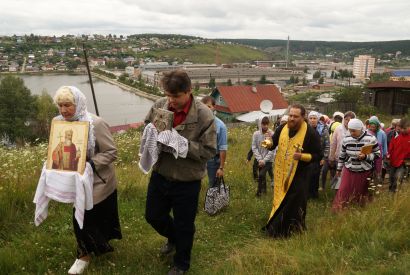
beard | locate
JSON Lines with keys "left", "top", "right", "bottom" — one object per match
{"left": 64, "top": 139, "right": 72, "bottom": 146}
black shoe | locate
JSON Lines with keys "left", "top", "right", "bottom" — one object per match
{"left": 160, "top": 241, "right": 175, "bottom": 255}
{"left": 167, "top": 266, "right": 185, "bottom": 275}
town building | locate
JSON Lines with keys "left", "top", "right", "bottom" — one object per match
{"left": 210, "top": 84, "right": 288, "bottom": 121}
{"left": 367, "top": 81, "right": 410, "bottom": 115}
{"left": 353, "top": 55, "right": 375, "bottom": 80}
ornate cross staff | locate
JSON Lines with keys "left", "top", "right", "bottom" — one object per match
{"left": 283, "top": 143, "right": 303, "bottom": 191}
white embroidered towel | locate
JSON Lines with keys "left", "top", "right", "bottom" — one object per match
{"left": 33, "top": 163, "right": 94, "bottom": 229}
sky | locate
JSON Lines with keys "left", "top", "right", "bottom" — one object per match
{"left": 1, "top": 0, "right": 410, "bottom": 42}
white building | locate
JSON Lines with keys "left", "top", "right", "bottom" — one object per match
{"left": 353, "top": 55, "right": 375, "bottom": 80}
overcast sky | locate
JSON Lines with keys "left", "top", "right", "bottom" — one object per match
{"left": 1, "top": 0, "right": 409, "bottom": 41}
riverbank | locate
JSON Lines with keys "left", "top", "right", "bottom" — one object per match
{"left": 92, "top": 72, "right": 161, "bottom": 101}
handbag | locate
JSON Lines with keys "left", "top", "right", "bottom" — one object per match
{"left": 204, "top": 177, "right": 230, "bottom": 215}
{"left": 331, "top": 175, "right": 341, "bottom": 190}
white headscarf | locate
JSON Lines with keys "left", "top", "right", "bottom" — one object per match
{"left": 54, "top": 86, "right": 96, "bottom": 157}
{"left": 308, "top": 111, "right": 320, "bottom": 119}
{"left": 348, "top": 118, "right": 364, "bottom": 131}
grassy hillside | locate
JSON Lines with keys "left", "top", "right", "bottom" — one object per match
{"left": 217, "top": 39, "right": 410, "bottom": 56}
{"left": 150, "top": 43, "right": 269, "bottom": 64}
{"left": 0, "top": 126, "right": 409, "bottom": 274}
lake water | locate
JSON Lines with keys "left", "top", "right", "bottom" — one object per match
{"left": 19, "top": 74, "right": 154, "bottom": 126}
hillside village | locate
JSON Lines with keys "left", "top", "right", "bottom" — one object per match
{"left": 1, "top": 34, "right": 409, "bottom": 122}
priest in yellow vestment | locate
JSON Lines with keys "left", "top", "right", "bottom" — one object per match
{"left": 264, "top": 104, "right": 322, "bottom": 238}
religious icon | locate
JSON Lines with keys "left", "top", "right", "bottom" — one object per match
{"left": 152, "top": 108, "right": 174, "bottom": 132}
{"left": 46, "top": 120, "right": 89, "bottom": 174}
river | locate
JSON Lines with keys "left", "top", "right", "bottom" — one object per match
{"left": 19, "top": 74, "right": 154, "bottom": 126}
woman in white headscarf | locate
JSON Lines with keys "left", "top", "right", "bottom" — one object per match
{"left": 53, "top": 86, "right": 122, "bottom": 274}
{"left": 332, "top": 118, "right": 380, "bottom": 212}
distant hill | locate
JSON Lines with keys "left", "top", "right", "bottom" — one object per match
{"left": 216, "top": 39, "right": 410, "bottom": 56}
{"left": 149, "top": 43, "right": 269, "bottom": 64}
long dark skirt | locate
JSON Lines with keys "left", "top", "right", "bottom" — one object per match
{"left": 73, "top": 190, "right": 122, "bottom": 258}
{"left": 332, "top": 168, "right": 372, "bottom": 212}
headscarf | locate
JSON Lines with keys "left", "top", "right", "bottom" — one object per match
{"left": 333, "top": 111, "right": 344, "bottom": 119}
{"left": 368, "top": 116, "right": 381, "bottom": 132}
{"left": 280, "top": 115, "right": 289, "bottom": 123}
{"left": 348, "top": 118, "right": 364, "bottom": 131}
{"left": 308, "top": 111, "right": 320, "bottom": 119}
{"left": 54, "top": 86, "right": 96, "bottom": 157}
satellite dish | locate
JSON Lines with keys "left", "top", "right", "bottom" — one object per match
{"left": 260, "top": 100, "right": 273, "bottom": 114}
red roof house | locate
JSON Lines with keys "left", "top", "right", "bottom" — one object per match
{"left": 210, "top": 85, "right": 288, "bottom": 121}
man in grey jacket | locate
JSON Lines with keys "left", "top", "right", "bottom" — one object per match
{"left": 252, "top": 116, "right": 274, "bottom": 196}
{"left": 144, "top": 70, "right": 216, "bottom": 275}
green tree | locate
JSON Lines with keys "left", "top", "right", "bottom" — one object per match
{"left": 302, "top": 77, "right": 307, "bottom": 86}
{"left": 226, "top": 79, "right": 233, "bottom": 86}
{"left": 369, "top": 72, "right": 390, "bottom": 83}
{"left": 333, "top": 87, "right": 363, "bottom": 103}
{"left": 0, "top": 76, "right": 36, "bottom": 144}
{"left": 194, "top": 82, "right": 200, "bottom": 92}
{"left": 208, "top": 77, "right": 216, "bottom": 89}
{"left": 313, "top": 70, "right": 322, "bottom": 79}
{"left": 289, "top": 75, "right": 295, "bottom": 84}
{"left": 244, "top": 79, "right": 253, "bottom": 85}
{"left": 66, "top": 59, "right": 80, "bottom": 70}
{"left": 34, "top": 90, "right": 58, "bottom": 140}
{"left": 259, "top": 75, "right": 267, "bottom": 84}
{"left": 318, "top": 77, "right": 324, "bottom": 84}
{"left": 331, "top": 71, "right": 335, "bottom": 79}
{"left": 295, "top": 76, "right": 299, "bottom": 84}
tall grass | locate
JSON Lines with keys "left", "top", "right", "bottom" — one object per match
{"left": 0, "top": 126, "right": 409, "bottom": 274}
{"left": 151, "top": 44, "right": 268, "bottom": 64}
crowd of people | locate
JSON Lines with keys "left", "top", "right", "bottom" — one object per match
{"left": 35, "top": 70, "right": 409, "bottom": 274}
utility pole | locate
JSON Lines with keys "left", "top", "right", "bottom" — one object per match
{"left": 286, "top": 36, "right": 290, "bottom": 68}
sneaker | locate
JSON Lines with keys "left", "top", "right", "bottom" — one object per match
{"left": 167, "top": 266, "right": 185, "bottom": 275}
{"left": 160, "top": 241, "right": 175, "bottom": 255}
{"left": 68, "top": 259, "right": 89, "bottom": 274}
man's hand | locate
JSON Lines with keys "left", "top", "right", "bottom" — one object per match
{"left": 336, "top": 170, "right": 341, "bottom": 177}
{"left": 216, "top": 168, "right": 224, "bottom": 178}
{"left": 245, "top": 159, "right": 250, "bottom": 164}
{"left": 258, "top": 160, "right": 265, "bottom": 167}
{"left": 320, "top": 159, "right": 325, "bottom": 166}
{"left": 293, "top": 152, "right": 302, "bottom": 160}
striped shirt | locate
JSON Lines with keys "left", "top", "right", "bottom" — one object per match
{"left": 337, "top": 132, "right": 380, "bottom": 172}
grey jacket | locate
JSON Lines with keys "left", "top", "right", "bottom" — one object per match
{"left": 251, "top": 128, "right": 274, "bottom": 163}
{"left": 144, "top": 97, "right": 217, "bottom": 181}
{"left": 90, "top": 115, "right": 118, "bottom": 204}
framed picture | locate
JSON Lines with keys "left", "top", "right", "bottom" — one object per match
{"left": 46, "top": 120, "right": 89, "bottom": 175}
{"left": 152, "top": 108, "right": 174, "bottom": 132}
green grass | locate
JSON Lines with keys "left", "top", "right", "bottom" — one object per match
{"left": 0, "top": 126, "right": 409, "bottom": 274}
{"left": 150, "top": 44, "right": 269, "bottom": 64}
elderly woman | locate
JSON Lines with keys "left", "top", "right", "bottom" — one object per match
{"left": 53, "top": 86, "right": 122, "bottom": 274}
{"left": 332, "top": 119, "right": 380, "bottom": 211}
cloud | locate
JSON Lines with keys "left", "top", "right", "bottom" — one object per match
{"left": 0, "top": 0, "right": 409, "bottom": 41}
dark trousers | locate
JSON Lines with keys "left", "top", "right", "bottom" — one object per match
{"left": 321, "top": 160, "right": 336, "bottom": 189}
{"left": 145, "top": 172, "right": 201, "bottom": 271}
{"left": 257, "top": 162, "right": 273, "bottom": 195}
{"left": 389, "top": 165, "right": 405, "bottom": 192}
{"left": 252, "top": 159, "right": 259, "bottom": 181}
{"left": 253, "top": 159, "right": 273, "bottom": 182}
{"left": 308, "top": 161, "right": 321, "bottom": 199}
